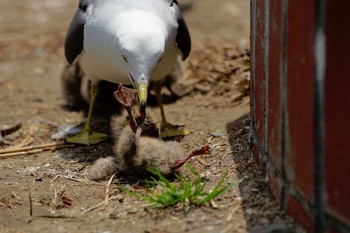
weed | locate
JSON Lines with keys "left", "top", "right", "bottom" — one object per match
{"left": 120, "top": 163, "right": 244, "bottom": 208}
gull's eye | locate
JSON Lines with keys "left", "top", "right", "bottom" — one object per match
{"left": 122, "top": 54, "right": 128, "bottom": 63}
{"left": 157, "top": 53, "right": 164, "bottom": 64}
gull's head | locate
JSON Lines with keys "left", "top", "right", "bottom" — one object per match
{"left": 116, "top": 13, "right": 167, "bottom": 119}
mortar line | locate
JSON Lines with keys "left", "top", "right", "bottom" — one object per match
{"left": 325, "top": 213, "right": 350, "bottom": 233}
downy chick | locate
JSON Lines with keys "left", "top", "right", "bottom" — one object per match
{"left": 88, "top": 85, "right": 209, "bottom": 180}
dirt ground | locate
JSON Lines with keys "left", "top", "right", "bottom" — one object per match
{"left": 0, "top": 1, "right": 304, "bottom": 232}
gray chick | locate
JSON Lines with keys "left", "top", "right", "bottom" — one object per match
{"left": 88, "top": 85, "right": 210, "bottom": 180}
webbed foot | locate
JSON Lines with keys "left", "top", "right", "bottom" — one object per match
{"left": 66, "top": 130, "right": 109, "bottom": 145}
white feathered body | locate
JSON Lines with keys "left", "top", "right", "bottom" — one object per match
{"left": 79, "top": 0, "right": 179, "bottom": 84}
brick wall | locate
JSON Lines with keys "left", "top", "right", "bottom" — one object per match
{"left": 250, "top": 0, "right": 350, "bottom": 232}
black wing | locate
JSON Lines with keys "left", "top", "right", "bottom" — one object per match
{"left": 64, "top": 0, "right": 92, "bottom": 64}
{"left": 172, "top": 2, "right": 191, "bottom": 60}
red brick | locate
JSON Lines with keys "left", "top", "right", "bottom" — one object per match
{"left": 285, "top": 0, "right": 315, "bottom": 202}
{"left": 286, "top": 194, "right": 313, "bottom": 233}
{"left": 267, "top": 166, "right": 282, "bottom": 203}
{"left": 254, "top": 0, "right": 266, "bottom": 151}
{"left": 267, "top": 0, "right": 283, "bottom": 172}
{"left": 326, "top": 228, "right": 340, "bottom": 233}
{"left": 252, "top": 143, "right": 265, "bottom": 170}
{"left": 324, "top": 0, "right": 350, "bottom": 225}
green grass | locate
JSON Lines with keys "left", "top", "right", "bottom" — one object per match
{"left": 119, "top": 163, "right": 244, "bottom": 208}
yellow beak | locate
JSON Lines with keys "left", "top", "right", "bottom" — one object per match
{"left": 137, "top": 80, "right": 148, "bottom": 120}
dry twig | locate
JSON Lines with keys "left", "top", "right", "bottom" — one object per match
{"left": 81, "top": 196, "right": 120, "bottom": 215}
{"left": 0, "top": 142, "right": 74, "bottom": 158}
{"left": 27, "top": 178, "right": 35, "bottom": 217}
{"left": 105, "top": 173, "right": 117, "bottom": 208}
{"left": 195, "top": 157, "right": 209, "bottom": 167}
{"left": 28, "top": 186, "right": 33, "bottom": 217}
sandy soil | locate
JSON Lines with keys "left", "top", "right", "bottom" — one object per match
{"left": 0, "top": 1, "right": 304, "bottom": 232}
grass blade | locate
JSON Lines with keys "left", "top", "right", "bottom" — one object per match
{"left": 197, "top": 177, "right": 244, "bottom": 205}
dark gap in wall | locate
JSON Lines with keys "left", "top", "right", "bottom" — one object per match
{"left": 313, "top": 0, "right": 327, "bottom": 231}
{"left": 250, "top": 0, "right": 257, "bottom": 138}
{"left": 280, "top": 0, "right": 288, "bottom": 211}
{"left": 263, "top": 0, "right": 269, "bottom": 157}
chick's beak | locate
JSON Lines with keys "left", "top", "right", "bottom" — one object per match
{"left": 137, "top": 80, "right": 148, "bottom": 121}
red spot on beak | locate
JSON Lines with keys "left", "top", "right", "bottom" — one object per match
{"left": 140, "top": 111, "right": 146, "bottom": 122}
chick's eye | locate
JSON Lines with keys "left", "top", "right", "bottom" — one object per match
{"left": 122, "top": 54, "right": 128, "bottom": 63}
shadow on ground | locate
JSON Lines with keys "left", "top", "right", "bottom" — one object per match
{"left": 226, "top": 114, "right": 294, "bottom": 233}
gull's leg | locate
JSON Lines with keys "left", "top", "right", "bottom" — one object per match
{"left": 154, "top": 81, "right": 190, "bottom": 138}
{"left": 67, "top": 82, "right": 109, "bottom": 145}
{"left": 154, "top": 81, "right": 167, "bottom": 127}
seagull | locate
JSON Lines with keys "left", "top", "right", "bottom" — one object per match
{"left": 64, "top": 0, "right": 191, "bottom": 145}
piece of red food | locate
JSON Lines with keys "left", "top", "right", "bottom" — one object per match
{"left": 113, "top": 84, "right": 138, "bottom": 133}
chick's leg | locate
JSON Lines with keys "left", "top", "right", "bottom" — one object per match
{"left": 170, "top": 146, "right": 210, "bottom": 170}
{"left": 67, "top": 82, "right": 109, "bottom": 145}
